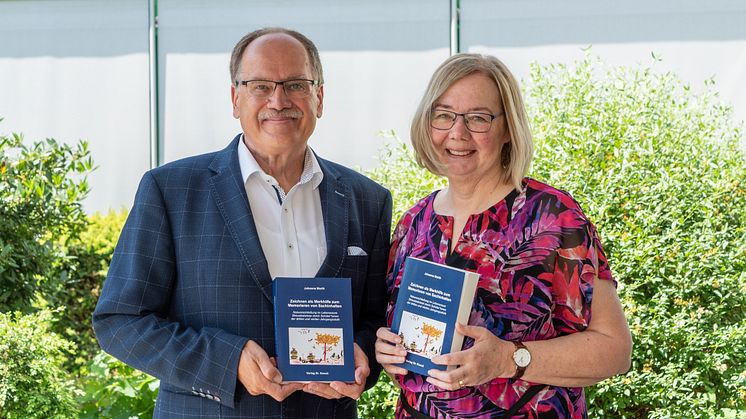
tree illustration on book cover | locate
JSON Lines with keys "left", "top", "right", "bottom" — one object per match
{"left": 398, "top": 311, "right": 446, "bottom": 358}
{"left": 288, "top": 327, "right": 345, "bottom": 365}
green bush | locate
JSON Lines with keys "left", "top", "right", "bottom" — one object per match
{"left": 0, "top": 310, "right": 79, "bottom": 418}
{"left": 526, "top": 53, "right": 746, "bottom": 418}
{"left": 358, "top": 372, "right": 398, "bottom": 418}
{"left": 47, "top": 210, "right": 128, "bottom": 368}
{"left": 77, "top": 351, "right": 159, "bottom": 419}
{"left": 0, "top": 128, "right": 93, "bottom": 312}
{"left": 365, "top": 130, "right": 447, "bottom": 219}
{"left": 360, "top": 54, "right": 746, "bottom": 418}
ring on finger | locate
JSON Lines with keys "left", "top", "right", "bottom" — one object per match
{"left": 458, "top": 379, "right": 465, "bottom": 388}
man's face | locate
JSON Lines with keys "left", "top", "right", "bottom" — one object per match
{"left": 231, "top": 33, "right": 323, "bottom": 157}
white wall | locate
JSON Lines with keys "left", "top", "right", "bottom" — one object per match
{"left": 156, "top": 0, "right": 450, "bottom": 169}
{"left": 1, "top": 0, "right": 744, "bottom": 212}
{"left": 461, "top": 0, "right": 746, "bottom": 127}
{"left": 0, "top": 0, "right": 151, "bottom": 213}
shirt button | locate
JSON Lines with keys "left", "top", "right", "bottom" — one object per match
{"left": 288, "top": 243, "right": 294, "bottom": 249}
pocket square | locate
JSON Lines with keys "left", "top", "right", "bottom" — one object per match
{"left": 347, "top": 246, "right": 367, "bottom": 256}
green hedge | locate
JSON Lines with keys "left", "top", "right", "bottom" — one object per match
{"left": 0, "top": 131, "right": 92, "bottom": 312}
{"left": 526, "top": 54, "right": 746, "bottom": 418}
{"left": 0, "top": 310, "right": 79, "bottom": 418}
{"left": 48, "top": 210, "right": 129, "bottom": 368}
{"left": 361, "top": 54, "right": 746, "bottom": 418}
{"left": 77, "top": 351, "right": 159, "bottom": 419}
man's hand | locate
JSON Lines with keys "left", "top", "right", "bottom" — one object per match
{"left": 238, "top": 340, "right": 303, "bottom": 401}
{"left": 303, "top": 343, "right": 370, "bottom": 400}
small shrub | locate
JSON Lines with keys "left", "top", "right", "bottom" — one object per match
{"left": 365, "top": 130, "right": 447, "bottom": 222}
{"left": 0, "top": 127, "right": 93, "bottom": 312}
{"left": 525, "top": 53, "right": 746, "bottom": 418}
{"left": 77, "top": 351, "right": 159, "bottom": 419}
{"left": 0, "top": 310, "right": 79, "bottom": 418}
{"left": 46, "top": 210, "right": 128, "bottom": 368}
{"left": 358, "top": 372, "right": 398, "bottom": 418}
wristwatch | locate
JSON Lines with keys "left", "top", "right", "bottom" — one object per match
{"left": 511, "top": 341, "right": 531, "bottom": 379}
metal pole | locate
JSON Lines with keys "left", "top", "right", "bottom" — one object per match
{"left": 450, "top": 0, "right": 460, "bottom": 55}
{"left": 148, "top": 0, "right": 161, "bottom": 168}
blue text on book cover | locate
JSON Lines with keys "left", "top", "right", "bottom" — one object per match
{"left": 390, "top": 257, "right": 478, "bottom": 376}
{"left": 273, "top": 277, "right": 355, "bottom": 382}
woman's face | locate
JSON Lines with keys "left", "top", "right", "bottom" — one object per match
{"left": 430, "top": 72, "right": 509, "bottom": 184}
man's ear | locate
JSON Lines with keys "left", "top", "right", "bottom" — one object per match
{"left": 231, "top": 84, "right": 240, "bottom": 119}
{"left": 315, "top": 84, "right": 324, "bottom": 118}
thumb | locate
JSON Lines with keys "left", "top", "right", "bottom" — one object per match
{"left": 250, "top": 345, "right": 283, "bottom": 383}
{"left": 353, "top": 344, "right": 370, "bottom": 385}
{"left": 456, "top": 322, "right": 485, "bottom": 339}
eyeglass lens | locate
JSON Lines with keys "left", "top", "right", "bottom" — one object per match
{"left": 243, "top": 80, "right": 314, "bottom": 99}
{"left": 430, "top": 109, "right": 494, "bottom": 133}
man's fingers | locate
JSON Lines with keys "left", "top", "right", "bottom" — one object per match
{"left": 330, "top": 381, "right": 364, "bottom": 400}
{"left": 274, "top": 383, "right": 304, "bottom": 401}
{"left": 303, "top": 383, "right": 343, "bottom": 399}
{"left": 247, "top": 342, "right": 283, "bottom": 383}
{"left": 263, "top": 382, "right": 303, "bottom": 402}
{"left": 352, "top": 344, "right": 370, "bottom": 385}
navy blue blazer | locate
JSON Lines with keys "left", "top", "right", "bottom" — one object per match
{"left": 93, "top": 135, "right": 392, "bottom": 418}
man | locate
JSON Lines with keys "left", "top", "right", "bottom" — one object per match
{"left": 93, "top": 27, "right": 392, "bottom": 418}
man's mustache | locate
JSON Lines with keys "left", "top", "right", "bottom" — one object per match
{"left": 259, "top": 109, "right": 303, "bottom": 120}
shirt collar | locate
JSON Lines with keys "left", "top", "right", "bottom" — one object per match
{"left": 237, "top": 134, "right": 323, "bottom": 189}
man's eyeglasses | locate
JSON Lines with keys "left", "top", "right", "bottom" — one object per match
{"left": 236, "top": 79, "right": 319, "bottom": 99}
{"left": 430, "top": 109, "right": 503, "bottom": 133}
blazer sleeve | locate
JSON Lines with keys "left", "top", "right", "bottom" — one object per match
{"left": 354, "top": 189, "right": 393, "bottom": 390}
{"left": 92, "top": 171, "right": 247, "bottom": 409}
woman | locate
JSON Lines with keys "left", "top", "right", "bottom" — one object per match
{"left": 374, "top": 54, "right": 632, "bottom": 418}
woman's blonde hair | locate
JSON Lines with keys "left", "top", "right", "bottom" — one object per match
{"left": 410, "top": 53, "right": 533, "bottom": 190}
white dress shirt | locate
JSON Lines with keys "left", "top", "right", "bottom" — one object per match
{"left": 237, "top": 137, "right": 326, "bottom": 279}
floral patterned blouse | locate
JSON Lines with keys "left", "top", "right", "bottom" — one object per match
{"left": 385, "top": 178, "right": 615, "bottom": 419}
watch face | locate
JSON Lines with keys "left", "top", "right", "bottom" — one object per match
{"left": 513, "top": 348, "right": 531, "bottom": 368}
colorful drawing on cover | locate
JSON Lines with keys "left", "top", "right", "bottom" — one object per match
{"left": 288, "top": 327, "right": 345, "bottom": 365}
{"left": 398, "top": 311, "right": 446, "bottom": 358}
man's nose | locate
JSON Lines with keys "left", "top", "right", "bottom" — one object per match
{"left": 266, "top": 85, "right": 292, "bottom": 109}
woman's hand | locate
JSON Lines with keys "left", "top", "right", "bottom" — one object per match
{"left": 374, "top": 327, "right": 409, "bottom": 376}
{"left": 427, "top": 323, "right": 513, "bottom": 390}
{"left": 428, "top": 279, "right": 633, "bottom": 389}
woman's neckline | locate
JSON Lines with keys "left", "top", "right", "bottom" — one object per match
{"left": 430, "top": 184, "right": 520, "bottom": 218}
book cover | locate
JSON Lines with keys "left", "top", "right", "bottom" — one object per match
{"left": 273, "top": 277, "right": 355, "bottom": 382}
{"left": 390, "top": 257, "right": 480, "bottom": 376}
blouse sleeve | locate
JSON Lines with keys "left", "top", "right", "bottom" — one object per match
{"left": 551, "top": 214, "right": 615, "bottom": 335}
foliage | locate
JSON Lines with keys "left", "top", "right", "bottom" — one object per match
{"left": 0, "top": 310, "right": 79, "bottom": 418}
{"left": 525, "top": 53, "right": 746, "bottom": 418}
{"left": 361, "top": 54, "right": 746, "bottom": 417}
{"left": 0, "top": 128, "right": 94, "bottom": 312}
{"left": 46, "top": 210, "right": 128, "bottom": 368}
{"left": 77, "top": 351, "right": 159, "bottom": 419}
{"left": 358, "top": 372, "right": 398, "bottom": 419}
{"left": 365, "top": 130, "right": 447, "bottom": 222}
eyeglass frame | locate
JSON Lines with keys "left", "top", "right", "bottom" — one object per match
{"left": 234, "top": 78, "right": 320, "bottom": 99}
{"left": 429, "top": 108, "right": 504, "bottom": 133}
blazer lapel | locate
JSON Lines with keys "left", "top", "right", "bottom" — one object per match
{"left": 209, "top": 135, "right": 273, "bottom": 302}
{"left": 316, "top": 158, "right": 348, "bottom": 278}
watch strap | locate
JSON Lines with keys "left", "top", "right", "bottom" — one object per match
{"left": 511, "top": 341, "right": 528, "bottom": 380}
